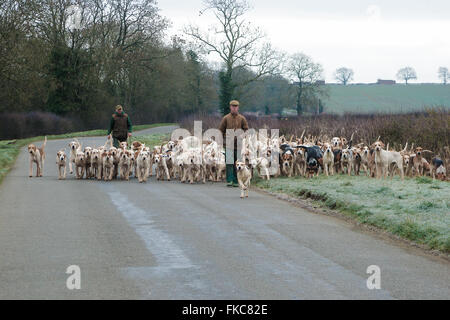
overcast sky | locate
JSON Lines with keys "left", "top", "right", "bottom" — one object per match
{"left": 157, "top": 0, "right": 450, "bottom": 83}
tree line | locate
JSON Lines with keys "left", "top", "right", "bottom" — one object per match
{"left": 1, "top": 0, "right": 448, "bottom": 133}
{"left": 0, "top": 0, "right": 221, "bottom": 128}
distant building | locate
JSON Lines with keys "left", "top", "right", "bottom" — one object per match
{"left": 292, "top": 80, "right": 325, "bottom": 86}
{"left": 377, "top": 79, "right": 396, "bottom": 85}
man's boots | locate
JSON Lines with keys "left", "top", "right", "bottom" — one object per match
{"left": 226, "top": 164, "right": 234, "bottom": 187}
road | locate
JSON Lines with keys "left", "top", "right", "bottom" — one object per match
{"left": 0, "top": 125, "right": 448, "bottom": 299}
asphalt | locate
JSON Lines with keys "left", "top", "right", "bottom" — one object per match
{"left": 0, "top": 125, "right": 448, "bottom": 299}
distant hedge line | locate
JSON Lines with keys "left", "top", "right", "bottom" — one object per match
{"left": 0, "top": 112, "right": 82, "bottom": 140}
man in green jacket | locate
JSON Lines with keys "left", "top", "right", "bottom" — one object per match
{"left": 107, "top": 105, "right": 132, "bottom": 148}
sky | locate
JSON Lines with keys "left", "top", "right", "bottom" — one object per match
{"left": 156, "top": 0, "right": 450, "bottom": 83}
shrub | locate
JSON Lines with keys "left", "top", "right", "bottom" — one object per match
{"left": 0, "top": 112, "right": 82, "bottom": 139}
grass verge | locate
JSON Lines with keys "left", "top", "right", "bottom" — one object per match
{"left": 253, "top": 175, "right": 450, "bottom": 253}
{"left": 0, "top": 123, "right": 175, "bottom": 184}
{"left": 130, "top": 133, "right": 170, "bottom": 148}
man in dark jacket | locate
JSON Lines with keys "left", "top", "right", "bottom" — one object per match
{"left": 107, "top": 105, "right": 132, "bottom": 148}
{"left": 219, "top": 100, "right": 249, "bottom": 187}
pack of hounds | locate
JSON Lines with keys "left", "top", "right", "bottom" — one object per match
{"left": 27, "top": 131, "right": 448, "bottom": 199}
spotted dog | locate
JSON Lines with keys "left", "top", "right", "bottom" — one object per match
{"left": 280, "top": 144, "right": 295, "bottom": 177}
{"left": 430, "top": 158, "right": 446, "bottom": 181}
{"left": 296, "top": 145, "right": 323, "bottom": 178}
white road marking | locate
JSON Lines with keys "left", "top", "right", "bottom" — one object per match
{"left": 102, "top": 186, "right": 210, "bottom": 298}
{"left": 104, "top": 187, "right": 193, "bottom": 270}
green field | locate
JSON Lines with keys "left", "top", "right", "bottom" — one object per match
{"left": 323, "top": 84, "right": 450, "bottom": 114}
{"left": 254, "top": 175, "right": 450, "bottom": 253}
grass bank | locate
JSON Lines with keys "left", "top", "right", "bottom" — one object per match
{"left": 130, "top": 133, "right": 170, "bottom": 148}
{"left": 0, "top": 123, "right": 175, "bottom": 184}
{"left": 254, "top": 175, "right": 450, "bottom": 253}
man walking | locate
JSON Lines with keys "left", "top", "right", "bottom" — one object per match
{"left": 107, "top": 105, "right": 132, "bottom": 148}
{"left": 219, "top": 100, "right": 249, "bottom": 187}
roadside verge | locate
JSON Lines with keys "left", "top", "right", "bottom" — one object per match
{"left": 253, "top": 175, "right": 450, "bottom": 255}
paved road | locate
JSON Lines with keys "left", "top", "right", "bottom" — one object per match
{"left": 0, "top": 125, "right": 449, "bottom": 299}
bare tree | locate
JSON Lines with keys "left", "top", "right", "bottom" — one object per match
{"left": 334, "top": 67, "right": 354, "bottom": 85}
{"left": 438, "top": 67, "right": 448, "bottom": 85}
{"left": 396, "top": 67, "right": 417, "bottom": 84}
{"left": 286, "top": 53, "right": 325, "bottom": 115}
{"left": 184, "top": 0, "right": 282, "bottom": 114}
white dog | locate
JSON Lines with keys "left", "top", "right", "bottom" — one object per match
{"left": 236, "top": 161, "right": 251, "bottom": 198}
{"left": 27, "top": 136, "right": 47, "bottom": 177}
{"left": 74, "top": 150, "right": 86, "bottom": 179}
{"left": 322, "top": 143, "right": 334, "bottom": 176}
{"left": 68, "top": 138, "right": 82, "bottom": 174}
{"left": 341, "top": 147, "right": 353, "bottom": 176}
{"left": 102, "top": 150, "right": 114, "bottom": 181}
{"left": 255, "top": 157, "right": 271, "bottom": 180}
{"left": 154, "top": 153, "right": 171, "bottom": 181}
{"left": 91, "top": 148, "right": 103, "bottom": 180}
{"left": 118, "top": 150, "right": 132, "bottom": 181}
{"left": 372, "top": 141, "right": 404, "bottom": 180}
{"left": 136, "top": 150, "right": 151, "bottom": 183}
{"left": 56, "top": 149, "right": 67, "bottom": 180}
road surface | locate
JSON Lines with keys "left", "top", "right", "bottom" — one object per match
{"left": 0, "top": 125, "right": 448, "bottom": 299}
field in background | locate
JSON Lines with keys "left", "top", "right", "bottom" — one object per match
{"left": 323, "top": 84, "right": 450, "bottom": 114}
{"left": 254, "top": 175, "right": 450, "bottom": 253}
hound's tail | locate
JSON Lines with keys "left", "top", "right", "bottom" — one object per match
{"left": 103, "top": 139, "right": 110, "bottom": 149}
{"left": 42, "top": 136, "right": 47, "bottom": 150}
{"left": 74, "top": 137, "right": 83, "bottom": 150}
{"left": 41, "top": 136, "right": 47, "bottom": 159}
